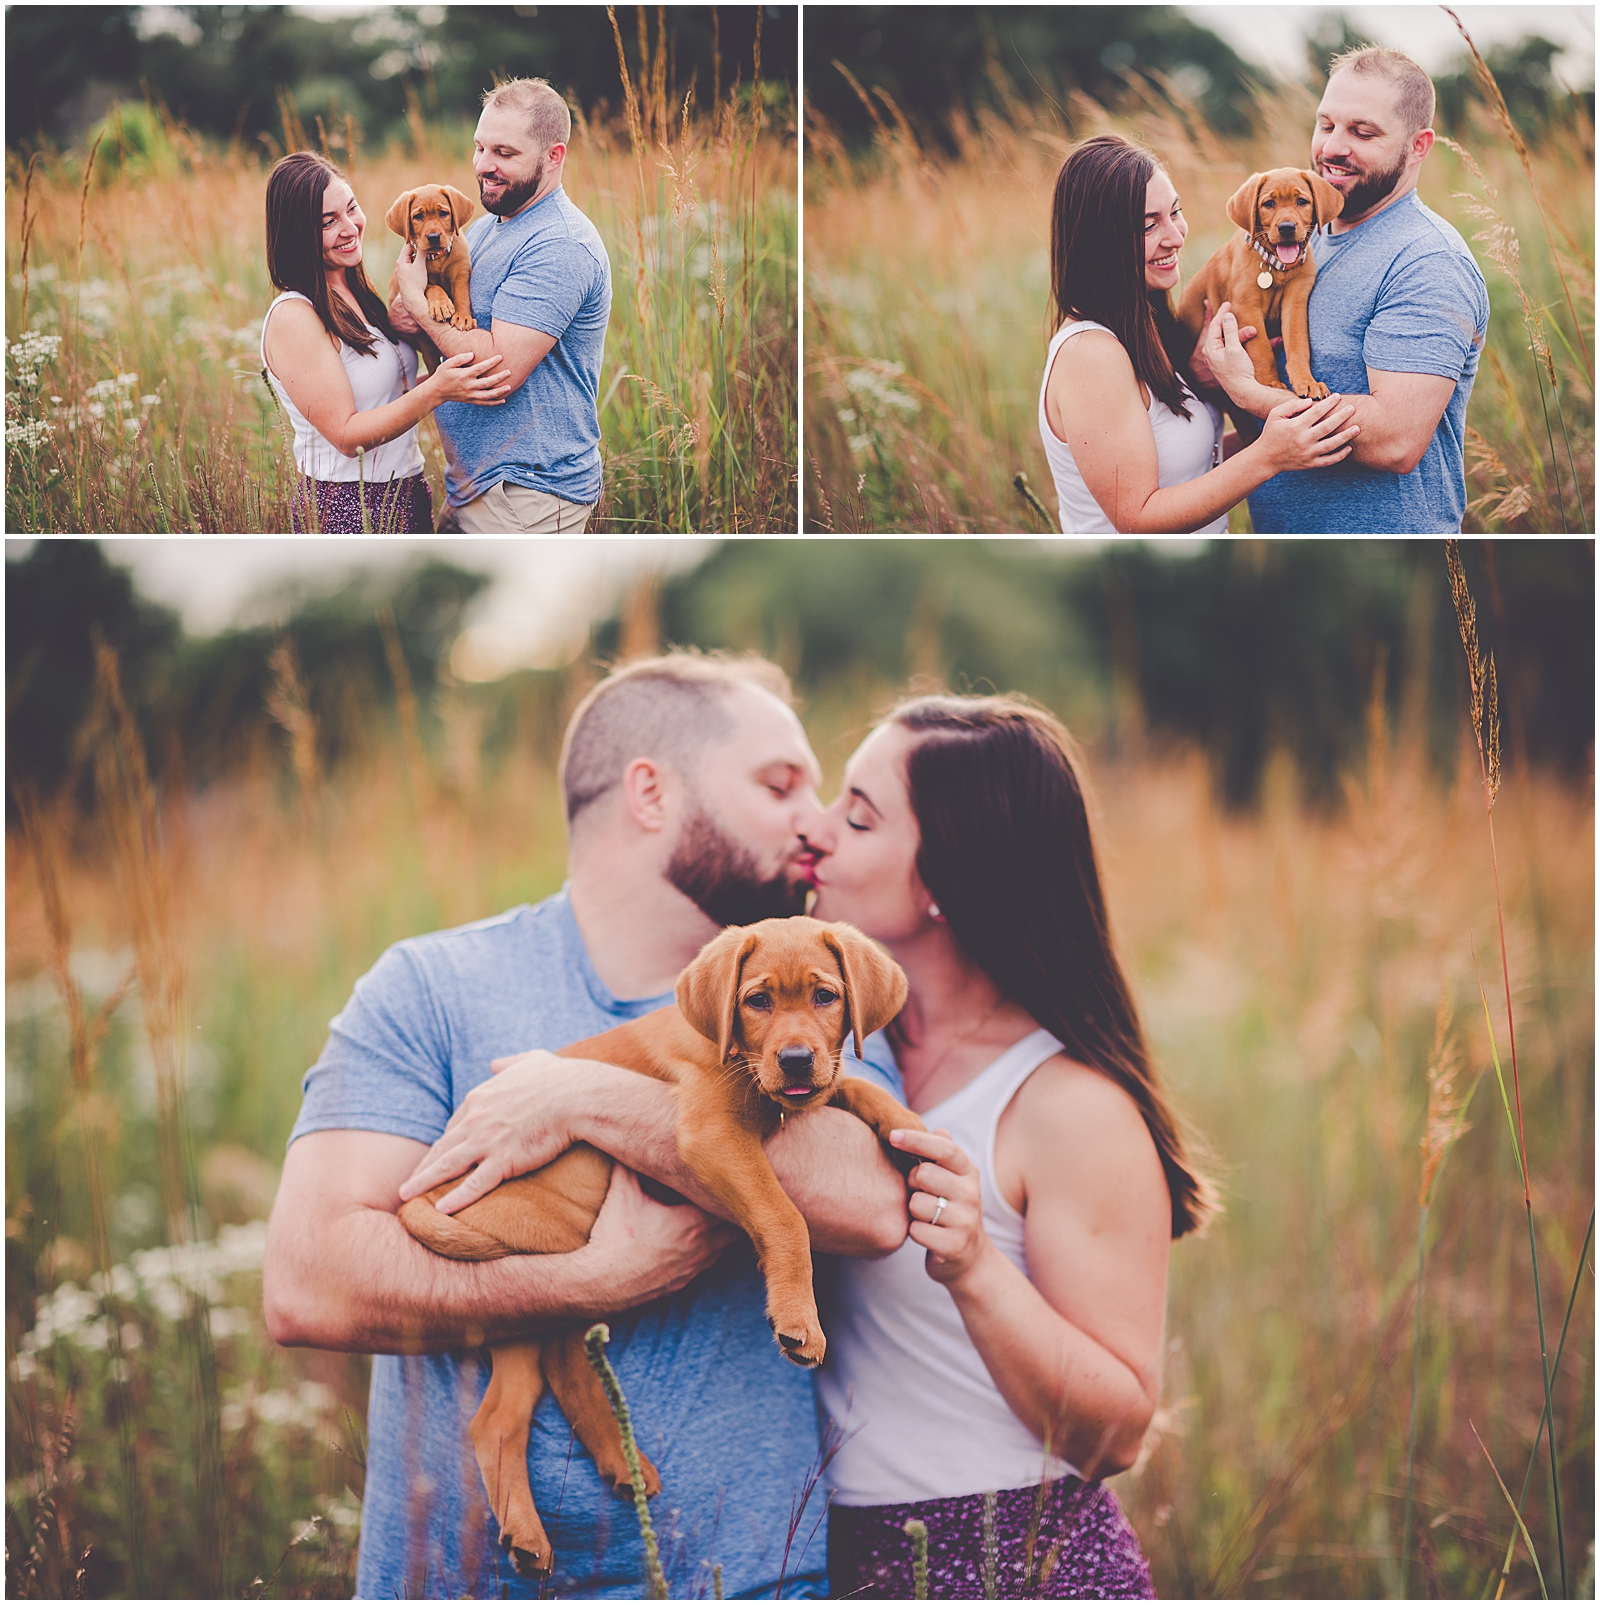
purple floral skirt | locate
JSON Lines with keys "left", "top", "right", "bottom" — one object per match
{"left": 828, "top": 1479, "right": 1154, "bottom": 1600}
{"left": 289, "top": 471, "right": 433, "bottom": 533}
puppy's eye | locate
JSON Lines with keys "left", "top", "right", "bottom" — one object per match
{"left": 743, "top": 992, "right": 772, "bottom": 1012}
{"left": 814, "top": 989, "right": 839, "bottom": 1007}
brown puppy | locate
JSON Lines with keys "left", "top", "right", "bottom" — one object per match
{"left": 399, "top": 917, "right": 920, "bottom": 1579}
{"left": 385, "top": 184, "right": 477, "bottom": 331}
{"left": 1178, "top": 167, "right": 1344, "bottom": 399}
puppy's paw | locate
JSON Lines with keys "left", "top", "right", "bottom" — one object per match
{"left": 500, "top": 1528, "right": 553, "bottom": 1580}
{"left": 767, "top": 1308, "right": 826, "bottom": 1369}
{"left": 450, "top": 312, "right": 478, "bottom": 331}
{"left": 599, "top": 1448, "right": 662, "bottom": 1499}
{"left": 1294, "top": 377, "right": 1330, "bottom": 400}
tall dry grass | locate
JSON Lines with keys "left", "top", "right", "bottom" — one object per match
{"left": 804, "top": 52, "right": 1594, "bottom": 534}
{"left": 4, "top": 22, "right": 795, "bottom": 533}
{"left": 6, "top": 605, "right": 1592, "bottom": 1596}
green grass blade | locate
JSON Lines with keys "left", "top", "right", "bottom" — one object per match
{"left": 1471, "top": 1421, "right": 1547, "bottom": 1599}
{"left": 1477, "top": 981, "right": 1523, "bottom": 1178}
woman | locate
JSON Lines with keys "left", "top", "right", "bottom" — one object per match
{"left": 261, "top": 151, "right": 511, "bottom": 533}
{"left": 807, "top": 693, "right": 1210, "bottom": 1599}
{"left": 1041, "top": 133, "right": 1358, "bottom": 533}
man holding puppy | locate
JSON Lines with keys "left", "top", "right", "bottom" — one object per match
{"left": 392, "top": 76, "right": 610, "bottom": 532}
{"left": 1196, "top": 45, "right": 1489, "bottom": 533}
{"left": 264, "top": 652, "right": 908, "bottom": 1598}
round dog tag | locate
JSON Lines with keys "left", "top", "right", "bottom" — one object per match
{"left": 1257, "top": 269, "right": 1275, "bottom": 289}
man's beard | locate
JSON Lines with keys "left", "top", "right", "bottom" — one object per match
{"left": 1319, "top": 150, "right": 1405, "bottom": 220}
{"left": 480, "top": 158, "right": 544, "bottom": 217}
{"left": 665, "top": 806, "right": 808, "bottom": 928}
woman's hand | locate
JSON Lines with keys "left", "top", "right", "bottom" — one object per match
{"left": 397, "top": 1049, "right": 589, "bottom": 1213}
{"left": 891, "top": 1126, "right": 994, "bottom": 1287}
{"left": 425, "top": 349, "right": 512, "bottom": 407}
{"left": 1256, "top": 390, "right": 1360, "bottom": 473}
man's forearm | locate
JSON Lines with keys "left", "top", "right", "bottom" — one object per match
{"left": 580, "top": 1078, "right": 909, "bottom": 1257}
{"left": 265, "top": 1206, "right": 622, "bottom": 1354}
{"left": 401, "top": 292, "right": 496, "bottom": 365}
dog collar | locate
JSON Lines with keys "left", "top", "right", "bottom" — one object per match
{"left": 1247, "top": 233, "right": 1302, "bottom": 287}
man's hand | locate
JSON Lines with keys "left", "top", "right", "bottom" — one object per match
{"left": 1191, "top": 297, "right": 1259, "bottom": 394}
{"left": 397, "top": 1049, "right": 598, "bottom": 1213}
{"left": 575, "top": 1165, "right": 740, "bottom": 1310}
{"left": 392, "top": 240, "right": 430, "bottom": 318}
{"left": 389, "top": 292, "right": 423, "bottom": 337}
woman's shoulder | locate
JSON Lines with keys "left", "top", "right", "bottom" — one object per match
{"left": 264, "top": 292, "right": 340, "bottom": 363}
{"left": 265, "top": 291, "right": 327, "bottom": 338}
{"left": 1009, "top": 1053, "right": 1162, "bottom": 1165}
{"left": 1048, "top": 321, "right": 1134, "bottom": 380}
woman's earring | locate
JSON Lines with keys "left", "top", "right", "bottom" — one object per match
{"left": 928, "top": 904, "right": 945, "bottom": 922}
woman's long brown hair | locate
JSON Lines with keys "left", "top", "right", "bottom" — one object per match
{"left": 265, "top": 151, "right": 396, "bottom": 358}
{"left": 1048, "top": 134, "right": 1196, "bottom": 421}
{"left": 889, "top": 692, "right": 1216, "bottom": 1239}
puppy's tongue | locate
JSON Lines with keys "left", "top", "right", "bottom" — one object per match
{"left": 1276, "top": 243, "right": 1302, "bottom": 265}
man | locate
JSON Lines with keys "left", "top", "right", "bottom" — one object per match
{"left": 1199, "top": 45, "right": 1490, "bottom": 533}
{"left": 263, "top": 653, "right": 910, "bottom": 1598}
{"left": 391, "top": 77, "right": 610, "bottom": 532}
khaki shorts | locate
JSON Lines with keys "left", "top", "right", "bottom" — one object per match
{"left": 452, "top": 481, "right": 594, "bottom": 533}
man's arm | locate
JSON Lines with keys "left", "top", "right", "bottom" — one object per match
{"left": 392, "top": 242, "right": 554, "bottom": 390}
{"left": 263, "top": 1128, "right": 738, "bottom": 1353}
{"left": 1332, "top": 369, "right": 1457, "bottom": 474}
{"left": 396, "top": 1055, "right": 912, "bottom": 1258}
{"left": 1199, "top": 303, "right": 1457, "bottom": 472}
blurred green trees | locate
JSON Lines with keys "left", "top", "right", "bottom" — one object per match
{"left": 8, "top": 540, "right": 1589, "bottom": 816}
{"left": 6, "top": 4, "right": 798, "bottom": 156}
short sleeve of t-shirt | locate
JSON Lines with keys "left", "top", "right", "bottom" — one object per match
{"left": 1362, "top": 246, "right": 1487, "bottom": 380}
{"left": 490, "top": 238, "right": 600, "bottom": 343}
{"left": 841, "top": 1027, "right": 906, "bottom": 1100}
{"left": 288, "top": 943, "right": 455, "bottom": 1148}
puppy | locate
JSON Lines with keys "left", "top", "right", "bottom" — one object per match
{"left": 385, "top": 184, "right": 477, "bottom": 331}
{"left": 1178, "top": 167, "right": 1344, "bottom": 399}
{"left": 399, "top": 917, "right": 922, "bottom": 1578}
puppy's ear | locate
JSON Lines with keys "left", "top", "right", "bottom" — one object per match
{"left": 384, "top": 190, "right": 414, "bottom": 238}
{"left": 676, "top": 926, "right": 760, "bottom": 1061}
{"left": 1225, "top": 172, "right": 1265, "bottom": 234}
{"left": 444, "top": 185, "right": 477, "bottom": 231}
{"left": 1302, "top": 169, "right": 1344, "bottom": 227}
{"left": 821, "top": 924, "right": 908, "bottom": 1059}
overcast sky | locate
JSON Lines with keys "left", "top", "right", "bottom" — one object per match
{"left": 1181, "top": 4, "right": 1594, "bottom": 89}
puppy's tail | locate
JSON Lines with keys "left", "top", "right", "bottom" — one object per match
{"left": 398, "top": 1195, "right": 516, "bottom": 1261}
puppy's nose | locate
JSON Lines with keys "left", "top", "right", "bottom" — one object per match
{"left": 1276, "top": 221, "right": 1297, "bottom": 236}
{"left": 426, "top": 231, "right": 442, "bottom": 247}
{"left": 777, "top": 1046, "right": 815, "bottom": 1080}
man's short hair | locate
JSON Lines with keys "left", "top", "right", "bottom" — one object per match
{"left": 481, "top": 77, "right": 573, "bottom": 153}
{"left": 1327, "top": 45, "right": 1436, "bottom": 140}
{"left": 559, "top": 650, "right": 794, "bottom": 827}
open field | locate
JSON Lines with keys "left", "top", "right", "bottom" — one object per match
{"left": 6, "top": 598, "right": 1591, "bottom": 1596}
{"left": 5, "top": 49, "right": 796, "bottom": 533}
{"left": 804, "top": 65, "right": 1594, "bottom": 534}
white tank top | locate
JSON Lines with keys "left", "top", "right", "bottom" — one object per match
{"left": 1038, "top": 318, "right": 1225, "bottom": 534}
{"left": 819, "top": 1028, "right": 1080, "bottom": 1505}
{"left": 260, "top": 290, "right": 425, "bottom": 483}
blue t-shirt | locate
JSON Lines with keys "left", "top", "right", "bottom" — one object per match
{"left": 432, "top": 187, "right": 612, "bottom": 508}
{"left": 289, "top": 890, "right": 898, "bottom": 1600}
{"left": 1247, "top": 191, "right": 1489, "bottom": 534}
